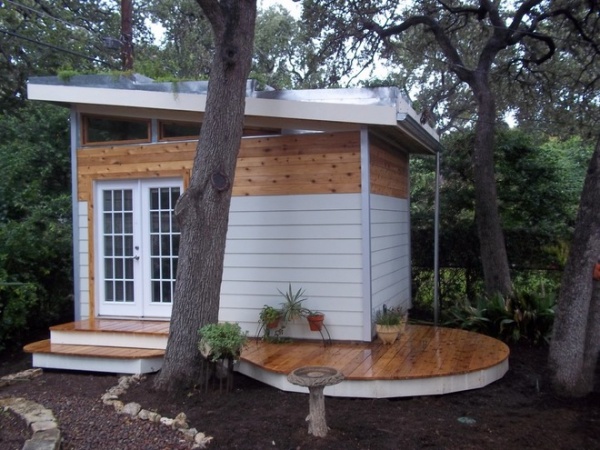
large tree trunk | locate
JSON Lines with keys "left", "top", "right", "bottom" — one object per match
{"left": 549, "top": 137, "right": 600, "bottom": 397}
{"left": 154, "top": 0, "right": 257, "bottom": 391}
{"left": 470, "top": 76, "right": 513, "bottom": 297}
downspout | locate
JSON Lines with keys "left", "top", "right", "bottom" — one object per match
{"left": 70, "top": 107, "right": 81, "bottom": 321}
{"left": 433, "top": 147, "right": 441, "bottom": 325}
{"left": 360, "top": 126, "right": 372, "bottom": 341}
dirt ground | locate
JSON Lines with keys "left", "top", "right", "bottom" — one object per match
{"left": 1, "top": 344, "right": 599, "bottom": 449}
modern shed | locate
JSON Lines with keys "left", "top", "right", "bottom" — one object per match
{"left": 27, "top": 74, "right": 439, "bottom": 343}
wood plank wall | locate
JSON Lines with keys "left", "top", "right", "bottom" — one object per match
{"left": 77, "top": 131, "right": 362, "bottom": 201}
{"left": 369, "top": 138, "right": 409, "bottom": 199}
{"left": 234, "top": 131, "right": 361, "bottom": 196}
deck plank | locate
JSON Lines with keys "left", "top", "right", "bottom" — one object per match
{"left": 50, "top": 319, "right": 169, "bottom": 336}
{"left": 24, "top": 339, "right": 164, "bottom": 359}
{"left": 240, "top": 325, "right": 509, "bottom": 381}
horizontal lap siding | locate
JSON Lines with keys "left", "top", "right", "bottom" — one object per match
{"left": 370, "top": 192, "right": 411, "bottom": 323}
{"left": 220, "top": 194, "right": 365, "bottom": 341}
{"left": 368, "top": 139, "right": 411, "bottom": 324}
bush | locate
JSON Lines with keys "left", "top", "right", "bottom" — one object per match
{"left": 0, "top": 280, "right": 38, "bottom": 353}
{"left": 443, "top": 288, "right": 556, "bottom": 345}
{"left": 198, "top": 322, "right": 248, "bottom": 362}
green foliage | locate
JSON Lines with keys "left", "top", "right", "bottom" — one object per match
{"left": 0, "top": 0, "right": 125, "bottom": 111}
{"left": 443, "top": 289, "right": 556, "bottom": 346}
{"left": 0, "top": 103, "right": 74, "bottom": 352}
{"left": 198, "top": 322, "right": 248, "bottom": 362}
{"left": 278, "top": 283, "right": 309, "bottom": 323}
{"left": 374, "top": 304, "right": 406, "bottom": 326}
{"left": 411, "top": 130, "right": 593, "bottom": 292}
{"left": 257, "top": 305, "right": 286, "bottom": 341}
{"left": 259, "top": 305, "right": 281, "bottom": 324}
{"left": 0, "top": 280, "right": 37, "bottom": 353}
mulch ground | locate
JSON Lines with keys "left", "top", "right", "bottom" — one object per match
{"left": 1, "top": 344, "right": 599, "bottom": 449}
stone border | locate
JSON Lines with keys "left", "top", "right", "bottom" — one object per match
{"left": 101, "top": 374, "right": 213, "bottom": 449}
{"left": 1, "top": 368, "right": 212, "bottom": 449}
{"left": 0, "top": 369, "right": 61, "bottom": 450}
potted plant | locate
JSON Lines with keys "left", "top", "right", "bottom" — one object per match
{"left": 257, "top": 304, "right": 286, "bottom": 341}
{"left": 374, "top": 305, "right": 407, "bottom": 345}
{"left": 278, "top": 283, "right": 309, "bottom": 324}
{"left": 198, "top": 322, "right": 248, "bottom": 362}
{"left": 305, "top": 310, "right": 325, "bottom": 331}
{"left": 259, "top": 305, "right": 282, "bottom": 329}
{"left": 198, "top": 322, "right": 248, "bottom": 392}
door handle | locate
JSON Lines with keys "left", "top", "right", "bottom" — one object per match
{"left": 129, "top": 255, "right": 140, "bottom": 261}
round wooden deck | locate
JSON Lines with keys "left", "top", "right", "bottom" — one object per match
{"left": 238, "top": 325, "right": 510, "bottom": 398}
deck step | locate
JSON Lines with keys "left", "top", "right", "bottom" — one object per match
{"left": 24, "top": 339, "right": 164, "bottom": 374}
{"left": 50, "top": 319, "right": 169, "bottom": 350}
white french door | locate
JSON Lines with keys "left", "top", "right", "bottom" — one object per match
{"left": 95, "top": 179, "right": 182, "bottom": 318}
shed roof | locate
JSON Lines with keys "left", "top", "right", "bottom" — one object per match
{"left": 27, "top": 75, "right": 439, "bottom": 154}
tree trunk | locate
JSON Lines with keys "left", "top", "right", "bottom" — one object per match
{"left": 549, "top": 137, "right": 600, "bottom": 397}
{"left": 470, "top": 76, "right": 513, "bottom": 297}
{"left": 154, "top": 0, "right": 257, "bottom": 391}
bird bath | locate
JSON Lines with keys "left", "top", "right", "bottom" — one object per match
{"left": 287, "top": 366, "right": 344, "bottom": 437}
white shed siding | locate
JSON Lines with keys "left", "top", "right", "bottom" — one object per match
{"left": 370, "top": 194, "right": 411, "bottom": 324}
{"left": 77, "top": 201, "right": 90, "bottom": 319}
{"left": 219, "top": 193, "right": 365, "bottom": 340}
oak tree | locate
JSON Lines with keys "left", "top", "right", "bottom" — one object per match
{"left": 154, "top": 0, "right": 257, "bottom": 391}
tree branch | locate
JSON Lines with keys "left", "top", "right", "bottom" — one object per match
{"left": 364, "top": 15, "right": 471, "bottom": 82}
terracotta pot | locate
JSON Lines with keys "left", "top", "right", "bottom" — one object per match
{"left": 376, "top": 324, "right": 400, "bottom": 345}
{"left": 594, "top": 263, "right": 600, "bottom": 281}
{"left": 307, "top": 314, "right": 325, "bottom": 331}
{"left": 266, "top": 318, "right": 281, "bottom": 329}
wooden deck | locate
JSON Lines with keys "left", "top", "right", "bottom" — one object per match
{"left": 24, "top": 320, "right": 509, "bottom": 397}
{"left": 238, "top": 325, "right": 510, "bottom": 398}
{"left": 50, "top": 319, "right": 170, "bottom": 336}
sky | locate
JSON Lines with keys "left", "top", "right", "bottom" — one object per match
{"left": 258, "top": 0, "right": 302, "bottom": 17}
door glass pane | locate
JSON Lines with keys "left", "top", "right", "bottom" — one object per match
{"left": 102, "top": 189, "right": 134, "bottom": 303}
{"left": 149, "top": 186, "right": 180, "bottom": 304}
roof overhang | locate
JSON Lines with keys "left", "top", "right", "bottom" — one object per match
{"left": 27, "top": 75, "right": 440, "bottom": 155}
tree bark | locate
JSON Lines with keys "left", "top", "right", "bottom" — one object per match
{"left": 154, "top": 0, "right": 257, "bottom": 391}
{"left": 549, "top": 137, "right": 600, "bottom": 397}
{"left": 470, "top": 76, "right": 513, "bottom": 297}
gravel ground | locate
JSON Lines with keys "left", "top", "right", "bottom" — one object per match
{"left": 0, "top": 367, "right": 195, "bottom": 450}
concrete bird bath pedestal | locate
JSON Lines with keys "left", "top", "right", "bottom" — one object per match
{"left": 287, "top": 366, "right": 344, "bottom": 437}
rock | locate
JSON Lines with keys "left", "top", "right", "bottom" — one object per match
{"left": 23, "top": 409, "right": 55, "bottom": 426}
{"left": 121, "top": 402, "right": 141, "bottom": 417}
{"left": 179, "top": 427, "right": 198, "bottom": 441}
{"left": 137, "top": 409, "right": 151, "bottom": 420}
{"left": 112, "top": 400, "right": 124, "bottom": 412}
{"left": 31, "top": 428, "right": 61, "bottom": 441}
{"left": 147, "top": 411, "right": 162, "bottom": 423}
{"left": 31, "top": 420, "right": 58, "bottom": 432}
{"left": 194, "top": 432, "right": 213, "bottom": 448}
{"left": 0, "top": 368, "right": 43, "bottom": 387}
{"left": 160, "top": 417, "right": 174, "bottom": 427}
{"left": 173, "top": 412, "right": 188, "bottom": 429}
{"left": 1, "top": 396, "right": 61, "bottom": 450}
{"left": 118, "top": 375, "right": 131, "bottom": 388}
